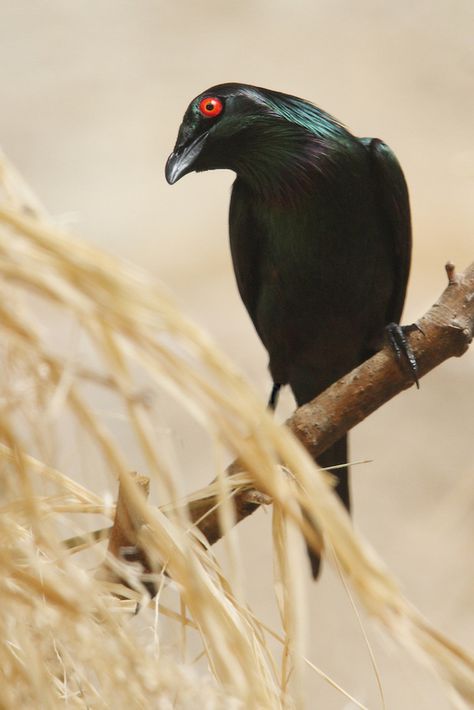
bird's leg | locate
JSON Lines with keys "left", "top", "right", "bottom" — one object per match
{"left": 268, "top": 383, "right": 282, "bottom": 411}
{"left": 385, "top": 322, "right": 423, "bottom": 389}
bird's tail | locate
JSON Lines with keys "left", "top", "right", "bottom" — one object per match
{"left": 306, "top": 434, "right": 350, "bottom": 579}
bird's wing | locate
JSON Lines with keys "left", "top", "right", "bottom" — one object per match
{"left": 228, "top": 178, "right": 263, "bottom": 335}
{"left": 360, "top": 137, "right": 412, "bottom": 323}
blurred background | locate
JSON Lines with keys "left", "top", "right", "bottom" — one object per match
{"left": 1, "top": 1, "right": 472, "bottom": 707}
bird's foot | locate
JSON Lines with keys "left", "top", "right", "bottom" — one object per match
{"left": 268, "top": 383, "right": 282, "bottom": 411}
{"left": 386, "top": 322, "right": 423, "bottom": 389}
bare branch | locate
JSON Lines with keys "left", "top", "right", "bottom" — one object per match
{"left": 187, "top": 260, "right": 474, "bottom": 540}
{"left": 81, "top": 262, "right": 474, "bottom": 555}
{"left": 290, "top": 260, "right": 473, "bottom": 460}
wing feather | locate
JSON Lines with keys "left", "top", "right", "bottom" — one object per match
{"left": 228, "top": 178, "right": 262, "bottom": 335}
{"left": 361, "top": 137, "right": 412, "bottom": 323}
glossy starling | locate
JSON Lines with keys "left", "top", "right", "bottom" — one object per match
{"left": 166, "top": 83, "right": 412, "bottom": 577}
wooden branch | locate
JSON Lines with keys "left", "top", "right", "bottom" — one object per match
{"left": 95, "top": 472, "right": 152, "bottom": 586}
{"left": 86, "top": 261, "right": 473, "bottom": 567}
{"left": 186, "top": 483, "right": 272, "bottom": 546}
{"left": 186, "top": 261, "right": 474, "bottom": 541}
{"left": 290, "top": 260, "right": 474, "bottom": 459}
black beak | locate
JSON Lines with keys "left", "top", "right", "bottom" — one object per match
{"left": 165, "top": 132, "right": 208, "bottom": 185}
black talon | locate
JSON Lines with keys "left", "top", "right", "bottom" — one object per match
{"left": 386, "top": 322, "right": 420, "bottom": 388}
{"left": 268, "top": 382, "right": 282, "bottom": 410}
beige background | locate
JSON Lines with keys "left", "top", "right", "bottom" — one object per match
{"left": 1, "top": 2, "right": 473, "bottom": 707}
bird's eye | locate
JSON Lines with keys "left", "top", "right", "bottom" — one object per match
{"left": 198, "top": 97, "right": 223, "bottom": 118}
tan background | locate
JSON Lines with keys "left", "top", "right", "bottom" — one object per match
{"left": 1, "top": 2, "right": 473, "bottom": 707}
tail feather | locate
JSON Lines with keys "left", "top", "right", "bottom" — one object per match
{"left": 306, "top": 434, "right": 350, "bottom": 579}
{"left": 317, "top": 434, "right": 350, "bottom": 512}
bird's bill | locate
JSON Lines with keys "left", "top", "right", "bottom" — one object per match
{"left": 165, "top": 132, "right": 208, "bottom": 184}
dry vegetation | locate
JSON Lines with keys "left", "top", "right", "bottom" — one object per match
{"left": 0, "top": 150, "right": 472, "bottom": 709}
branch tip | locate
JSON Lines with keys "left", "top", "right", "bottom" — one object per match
{"left": 445, "top": 261, "right": 457, "bottom": 285}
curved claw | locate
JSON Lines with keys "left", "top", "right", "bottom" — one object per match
{"left": 386, "top": 322, "right": 420, "bottom": 389}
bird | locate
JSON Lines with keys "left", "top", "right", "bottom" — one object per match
{"left": 165, "top": 83, "right": 412, "bottom": 578}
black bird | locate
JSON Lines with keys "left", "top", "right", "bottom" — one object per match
{"left": 165, "top": 83, "right": 412, "bottom": 577}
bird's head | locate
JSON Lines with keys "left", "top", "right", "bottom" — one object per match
{"left": 165, "top": 83, "right": 347, "bottom": 192}
{"left": 165, "top": 83, "right": 273, "bottom": 185}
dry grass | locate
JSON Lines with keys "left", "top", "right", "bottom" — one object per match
{"left": 0, "top": 149, "right": 472, "bottom": 709}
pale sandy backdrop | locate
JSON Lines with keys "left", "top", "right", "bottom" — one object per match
{"left": 1, "top": 2, "right": 473, "bottom": 708}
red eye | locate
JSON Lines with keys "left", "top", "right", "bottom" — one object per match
{"left": 199, "top": 97, "right": 223, "bottom": 118}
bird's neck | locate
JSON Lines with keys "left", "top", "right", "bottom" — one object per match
{"left": 232, "top": 123, "right": 338, "bottom": 205}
